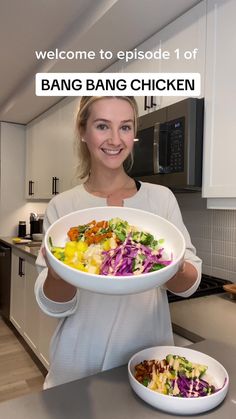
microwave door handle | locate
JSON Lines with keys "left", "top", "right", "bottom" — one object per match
{"left": 153, "top": 123, "right": 160, "bottom": 174}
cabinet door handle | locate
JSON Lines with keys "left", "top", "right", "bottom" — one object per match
{"left": 28, "top": 180, "right": 34, "bottom": 195}
{"left": 54, "top": 177, "right": 59, "bottom": 194}
{"left": 52, "top": 177, "right": 59, "bottom": 195}
{"left": 151, "top": 96, "right": 157, "bottom": 108}
{"left": 52, "top": 177, "right": 54, "bottom": 194}
{"left": 144, "top": 96, "right": 151, "bottom": 111}
{"left": 18, "top": 257, "right": 25, "bottom": 277}
{"left": 144, "top": 96, "right": 147, "bottom": 110}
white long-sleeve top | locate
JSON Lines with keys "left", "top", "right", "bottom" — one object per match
{"left": 35, "top": 182, "right": 202, "bottom": 389}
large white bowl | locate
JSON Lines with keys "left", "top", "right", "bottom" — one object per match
{"left": 45, "top": 206, "right": 185, "bottom": 295}
{"left": 128, "top": 346, "right": 229, "bottom": 415}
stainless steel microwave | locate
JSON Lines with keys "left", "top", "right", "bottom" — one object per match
{"left": 129, "top": 98, "right": 204, "bottom": 190}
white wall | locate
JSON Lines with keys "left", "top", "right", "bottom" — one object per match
{"left": 0, "top": 122, "right": 47, "bottom": 237}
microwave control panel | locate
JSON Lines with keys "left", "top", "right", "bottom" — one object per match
{"left": 168, "top": 118, "right": 184, "bottom": 173}
{"left": 159, "top": 117, "right": 184, "bottom": 174}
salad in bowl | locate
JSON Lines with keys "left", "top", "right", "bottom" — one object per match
{"left": 45, "top": 207, "right": 185, "bottom": 295}
{"left": 50, "top": 217, "right": 172, "bottom": 276}
{"left": 128, "top": 346, "right": 229, "bottom": 415}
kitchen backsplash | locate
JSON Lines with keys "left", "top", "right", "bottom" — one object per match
{"left": 176, "top": 193, "right": 236, "bottom": 283}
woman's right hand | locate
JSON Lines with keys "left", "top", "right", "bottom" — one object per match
{"left": 41, "top": 246, "right": 77, "bottom": 302}
{"left": 41, "top": 246, "right": 62, "bottom": 280}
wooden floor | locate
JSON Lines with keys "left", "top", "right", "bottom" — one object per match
{"left": 0, "top": 317, "right": 44, "bottom": 404}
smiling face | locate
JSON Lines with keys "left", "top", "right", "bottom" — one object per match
{"left": 82, "top": 98, "right": 135, "bottom": 172}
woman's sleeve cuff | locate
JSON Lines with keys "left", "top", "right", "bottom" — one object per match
{"left": 168, "top": 260, "right": 202, "bottom": 298}
{"left": 34, "top": 269, "right": 79, "bottom": 318}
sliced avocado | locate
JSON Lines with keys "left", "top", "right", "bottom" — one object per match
{"left": 139, "top": 232, "right": 154, "bottom": 245}
{"left": 166, "top": 354, "right": 175, "bottom": 364}
{"left": 132, "top": 231, "right": 141, "bottom": 242}
{"left": 166, "top": 355, "right": 208, "bottom": 379}
{"left": 116, "top": 231, "right": 126, "bottom": 242}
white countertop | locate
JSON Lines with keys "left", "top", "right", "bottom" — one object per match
{"left": 170, "top": 293, "right": 236, "bottom": 349}
{"left": 0, "top": 237, "right": 41, "bottom": 258}
{"left": 0, "top": 340, "right": 235, "bottom": 419}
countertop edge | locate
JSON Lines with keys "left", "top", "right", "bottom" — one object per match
{"left": 0, "top": 237, "right": 41, "bottom": 259}
{"left": 172, "top": 323, "right": 204, "bottom": 343}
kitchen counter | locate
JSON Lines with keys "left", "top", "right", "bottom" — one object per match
{"left": 0, "top": 237, "right": 41, "bottom": 259}
{"left": 170, "top": 293, "right": 236, "bottom": 349}
{"left": 0, "top": 339, "right": 235, "bottom": 418}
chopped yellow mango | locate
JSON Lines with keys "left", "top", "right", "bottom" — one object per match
{"left": 102, "top": 239, "right": 111, "bottom": 251}
{"left": 64, "top": 260, "right": 86, "bottom": 271}
{"left": 76, "top": 241, "right": 88, "bottom": 252}
{"left": 65, "top": 241, "right": 78, "bottom": 257}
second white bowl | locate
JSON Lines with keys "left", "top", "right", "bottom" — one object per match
{"left": 128, "top": 346, "right": 229, "bottom": 415}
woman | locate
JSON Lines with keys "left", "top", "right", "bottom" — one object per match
{"left": 35, "top": 96, "right": 201, "bottom": 389}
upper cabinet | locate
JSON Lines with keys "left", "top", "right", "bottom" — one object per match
{"left": 118, "top": 34, "right": 162, "bottom": 117}
{"left": 202, "top": 0, "right": 236, "bottom": 208}
{"left": 24, "top": 0, "right": 236, "bottom": 208}
{"left": 118, "top": 1, "right": 206, "bottom": 115}
{"left": 0, "top": 123, "right": 26, "bottom": 236}
{"left": 26, "top": 98, "right": 79, "bottom": 200}
{"left": 158, "top": 0, "right": 206, "bottom": 108}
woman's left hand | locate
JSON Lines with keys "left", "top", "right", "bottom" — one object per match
{"left": 165, "top": 261, "right": 198, "bottom": 294}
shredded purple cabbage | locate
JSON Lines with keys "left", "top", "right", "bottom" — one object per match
{"left": 174, "top": 376, "right": 216, "bottom": 398}
{"left": 100, "top": 235, "right": 172, "bottom": 276}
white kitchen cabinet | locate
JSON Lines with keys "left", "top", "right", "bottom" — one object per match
{"left": 116, "top": 1, "right": 206, "bottom": 115}
{"left": 104, "top": 57, "right": 152, "bottom": 116}
{"left": 0, "top": 123, "right": 26, "bottom": 237}
{"left": 23, "top": 259, "right": 40, "bottom": 352}
{"left": 202, "top": 0, "right": 236, "bottom": 207}
{"left": 10, "top": 250, "right": 26, "bottom": 333}
{"left": 38, "top": 312, "right": 59, "bottom": 369}
{"left": 10, "top": 249, "right": 58, "bottom": 370}
{"left": 118, "top": 32, "right": 162, "bottom": 117}
{"left": 10, "top": 250, "right": 40, "bottom": 350}
{"left": 26, "top": 98, "right": 79, "bottom": 200}
{"left": 158, "top": 0, "right": 206, "bottom": 108}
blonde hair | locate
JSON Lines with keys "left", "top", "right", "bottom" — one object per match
{"left": 74, "top": 96, "right": 139, "bottom": 181}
